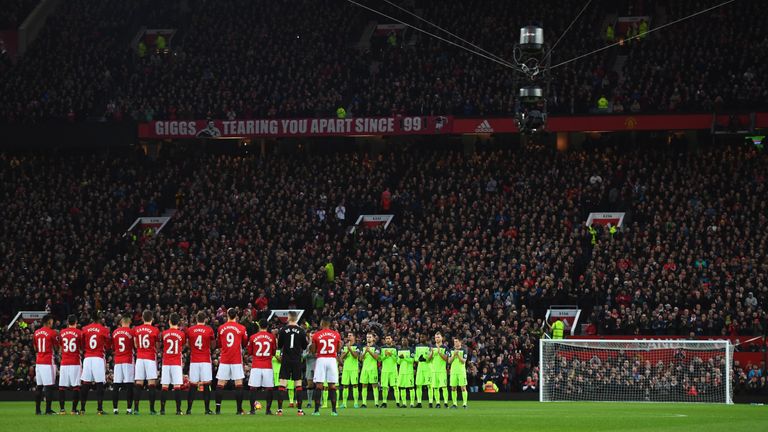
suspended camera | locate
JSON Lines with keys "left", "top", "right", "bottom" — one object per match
{"left": 513, "top": 26, "right": 551, "bottom": 134}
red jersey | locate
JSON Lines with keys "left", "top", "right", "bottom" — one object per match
{"left": 247, "top": 331, "right": 276, "bottom": 369}
{"left": 112, "top": 327, "right": 135, "bottom": 365}
{"left": 34, "top": 327, "right": 58, "bottom": 365}
{"left": 82, "top": 323, "right": 111, "bottom": 358}
{"left": 59, "top": 327, "right": 83, "bottom": 366}
{"left": 186, "top": 324, "right": 215, "bottom": 363}
{"left": 134, "top": 324, "right": 160, "bottom": 361}
{"left": 217, "top": 321, "right": 247, "bottom": 364}
{"left": 162, "top": 328, "right": 186, "bottom": 366}
{"left": 312, "top": 328, "right": 341, "bottom": 359}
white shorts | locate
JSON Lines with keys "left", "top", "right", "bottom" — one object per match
{"left": 189, "top": 362, "right": 213, "bottom": 383}
{"left": 248, "top": 368, "right": 274, "bottom": 388}
{"left": 314, "top": 358, "right": 339, "bottom": 384}
{"left": 35, "top": 364, "right": 56, "bottom": 386}
{"left": 216, "top": 363, "right": 245, "bottom": 382}
{"left": 59, "top": 365, "right": 81, "bottom": 388}
{"left": 81, "top": 357, "right": 107, "bottom": 383}
{"left": 113, "top": 363, "right": 135, "bottom": 384}
{"left": 161, "top": 365, "right": 183, "bottom": 386}
{"left": 135, "top": 359, "right": 158, "bottom": 381}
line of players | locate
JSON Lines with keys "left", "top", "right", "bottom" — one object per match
{"left": 32, "top": 309, "right": 469, "bottom": 416}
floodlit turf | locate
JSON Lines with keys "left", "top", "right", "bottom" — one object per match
{"left": 5, "top": 401, "right": 767, "bottom": 432}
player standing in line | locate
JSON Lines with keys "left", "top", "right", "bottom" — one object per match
{"left": 33, "top": 314, "right": 58, "bottom": 415}
{"left": 276, "top": 311, "right": 308, "bottom": 416}
{"left": 272, "top": 350, "right": 296, "bottom": 408}
{"left": 58, "top": 315, "right": 82, "bottom": 414}
{"left": 414, "top": 334, "right": 432, "bottom": 407}
{"left": 186, "top": 311, "right": 215, "bottom": 414}
{"left": 160, "top": 313, "right": 186, "bottom": 415}
{"left": 379, "top": 335, "right": 399, "bottom": 407}
{"left": 397, "top": 336, "right": 415, "bottom": 408}
{"left": 449, "top": 336, "right": 469, "bottom": 409}
{"left": 302, "top": 323, "right": 316, "bottom": 409}
{"left": 247, "top": 319, "right": 277, "bottom": 415}
{"left": 428, "top": 331, "right": 450, "bottom": 408}
{"left": 80, "top": 313, "right": 111, "bottom": 415}
{"left": 111, "top": 315, "right": 135, "bottom": 414}
{"left": 339, "top": 332, "right": 360, "bottom": 408}
{"left": 359, "top": 332, "right": 380, "bottom": 407}
{"left": 310, "top": 317, "right": 341, "bottom": 416}
{"left": 215, "top": 308, "right": 248, "bottom": 415}
{"left": 133, "top": 310, "right": 160, "bottom": 415}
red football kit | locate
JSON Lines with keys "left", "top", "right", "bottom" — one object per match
{"left": 34, "top": 327, "right": 58, "bottom": 365}
{"left": 312, "top": 329, "right": 341, "bottom": 358}
{"left": 82, "top": 323, "right": 111, "bottom": 358}
{"left": 161, "top": 328, "right": 186, "bottom": 366}
{"left": 59, "top": 328, "right": 83, "bottom": 366}
{"left": 133, "top": 324, "right": 160, "bottom": 361}
{"left": 186, "top": 324, "right": 215, "bottom": 363}
{"left": 112, "top": 327, "right": 135, "bottom": 365}
{"left": 217, "top": 322, "right": 247, "bottom": 364}
{"left": 247, "top": 331, "right": 276, "bottom": 369}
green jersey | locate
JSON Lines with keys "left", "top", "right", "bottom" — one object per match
{"left": 430, "top": 344, "right": 449, "bottom": 374}
{"left": 341, "top": 344, "right": 360, "bottom": 371}
{"left": 272, "top": 349, "right": 282, "bottom": 372}
{"left": 449, "top": 347, "right": 468, "bottom": 375}
{"left": 397, "top": 348, "right": 415, "bottom": 375}
{"left": 360, "top": 345, "right": 379, "bottom": 371}
{"left": 414, "top": 345, "right": 431, "bottom": 365}
{"left": 380, "top": 346, "right": 399, "bottom": 373}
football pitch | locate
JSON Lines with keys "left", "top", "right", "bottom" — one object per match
{"left": 5, "top": 401, "right": 767, "bottom": 432}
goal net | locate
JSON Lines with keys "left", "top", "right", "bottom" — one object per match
{"left": 539, "top": 339, "right": 733, "bottom": 404}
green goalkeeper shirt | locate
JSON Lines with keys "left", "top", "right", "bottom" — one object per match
{"left": 380, "top": 345, "right": 399, "bottom": 373}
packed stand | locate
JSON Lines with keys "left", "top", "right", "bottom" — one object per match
{"left": 2, "top": 139, "right": 767, "bottom": 393}
{"left": 612, "top": 0, "right": 768, "bottom": 113}
{"left": 7, "top": 0, "right": 765, "bottom": 123}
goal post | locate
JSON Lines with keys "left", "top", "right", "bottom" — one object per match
{"left": 539, "top": 339, "right": 733, "bottom": 404}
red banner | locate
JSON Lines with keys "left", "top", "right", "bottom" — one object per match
{"left": 139, "top": 116, "right": 452, "bottom": 139}
{"left": 547, "top": 113, "right": 761, "bottom": 132}
{"left": 451, "top": 117, "right": 519, "bottom": 134}
{"left": 139, "top": 113, "right": 768, "bottom": 139}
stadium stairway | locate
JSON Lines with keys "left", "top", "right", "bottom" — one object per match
{"left": 356, "top": 20, "right": 377, "bottom": 50}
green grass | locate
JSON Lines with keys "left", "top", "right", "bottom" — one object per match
{"left": 6, "top": 401, "right": 767, "bottom": 432}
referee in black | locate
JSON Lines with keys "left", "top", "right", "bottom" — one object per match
{"left": 276, "top": 312, "right": 308, "bottom": 416}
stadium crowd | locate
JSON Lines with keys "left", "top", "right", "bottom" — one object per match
{"left": 2, "top": 0, "right": 766, "bottom": 123}
{"left": 0, "top": 137, "right": 766, "bottom": 393}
